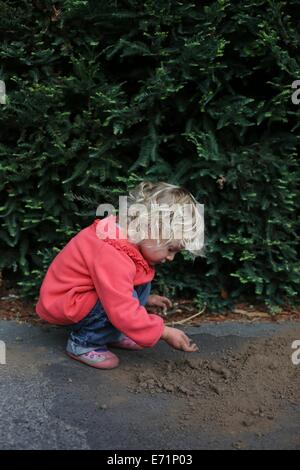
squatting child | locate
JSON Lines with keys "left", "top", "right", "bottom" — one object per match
{"left": 35, "top": 181, "right": 205, "bottom": 369}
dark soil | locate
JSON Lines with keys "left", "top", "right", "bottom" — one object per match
{"left": 1, "top": 281, "right": 299, "bottom": 326}
{"left": 0, "top": 276, "right": 300, "bottom": 326}
{"left": 128, "top": 328, "right": 300, "bottom": 436}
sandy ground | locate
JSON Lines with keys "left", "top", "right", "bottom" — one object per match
{"left": 0, "top": 320, "right": 299, "bottom": 449}
{"left": 130, "top": 328, "right": 300, "bottom": 441}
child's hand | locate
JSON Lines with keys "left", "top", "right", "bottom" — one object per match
{"left": 161, "top": 326, "right": 198, "bottom": 353}
{"left": 146, "top": 295, "right": 172, "bottom": 311}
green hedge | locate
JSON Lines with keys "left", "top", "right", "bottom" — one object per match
{"left": 1, "top": 0, "right": 300, "bottom": 312}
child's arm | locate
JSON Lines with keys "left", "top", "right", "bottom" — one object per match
{"left": 161, "top": 326, "right": 198, "bottom": 352}
{"left": 90, "top": 245, "right": 164, "bottom": 348}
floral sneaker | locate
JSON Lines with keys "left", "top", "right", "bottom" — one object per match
{"left": 66, "top": 347, "right": 119, "bottom": 369}
{"left": 108, "top": 336, "right": 143, "bottom": 351}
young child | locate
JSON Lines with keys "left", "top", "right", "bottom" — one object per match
{"left": 35, "top": 181, "right": 204, "bottom": 369}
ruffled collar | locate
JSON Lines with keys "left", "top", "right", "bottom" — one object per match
{"left": 93, "top": 216, "right": 155, "bottom": 275}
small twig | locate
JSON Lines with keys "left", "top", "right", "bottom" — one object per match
{"left": 162, "top": 302, "right": 194, "bottom": 317}
{"left": 51, "top": 5, "right": 61, "bottom": 22}
{"left": 164, "top": 308, "right": 183, "bottom": 316}
{"left": 165, "top": 303, "right": 207, "bottom": 326}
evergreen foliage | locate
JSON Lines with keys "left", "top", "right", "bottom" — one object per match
{"left": 0, "top": 0, "right": 299, "bottom": 311}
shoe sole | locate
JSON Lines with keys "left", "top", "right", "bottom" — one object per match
{"left": 108, "top": 344, "right": 143, "bottom": 351}
{"left": 66, "top": 351, "right": 119, "bottom": 369}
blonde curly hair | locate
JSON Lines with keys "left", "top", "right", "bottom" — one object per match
{"left": 119, "top": 181, "right": 205, "bottom": 258}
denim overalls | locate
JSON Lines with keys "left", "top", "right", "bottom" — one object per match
{"left": 66, "top": 282, "right": 152, "bottom": 355}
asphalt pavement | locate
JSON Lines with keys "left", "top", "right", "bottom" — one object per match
{"left": 0, "top": 320, "right": 299, "bottom": 450}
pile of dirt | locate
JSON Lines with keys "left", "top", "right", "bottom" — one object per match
{"left": 129, "top": 329, "right": 300, "bottom": 435}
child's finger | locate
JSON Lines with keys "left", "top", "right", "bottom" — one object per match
{"left": 182, "top": 343, "right": 196, "bottom": 352}
{"left": 181, "top": 332, "right": 192, "bottom": 344}
{"left": 187, "top": 343, "right": 199, "bottom": 352}
{"left": 161, "top": 297, "right": 172, "bottom": 308}
{"left": 181, "top": 335, "right": 193, "bottom": 350}
{"left": 184, "top": 337, "right": 198, "bottom": 352}
{"left": 189, "top": 338, "right": 199, "bottom": 350}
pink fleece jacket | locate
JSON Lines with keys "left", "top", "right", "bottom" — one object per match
{"left": 35, "top": 215, "right": 164, "bottom": 348}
